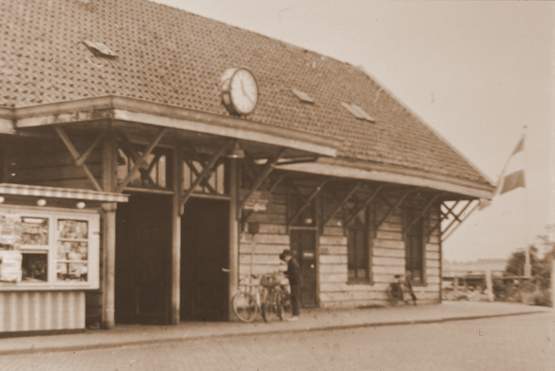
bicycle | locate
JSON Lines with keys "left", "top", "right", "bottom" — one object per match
{"left": 259, "top": 271, "right": 289, "bottom": 321}
{"left": 224, "top": 269, "right": 289, "bottom": 323}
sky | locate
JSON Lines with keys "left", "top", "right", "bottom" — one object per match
{"left": 153, "top": 0, "right": 554, "bottom": 261}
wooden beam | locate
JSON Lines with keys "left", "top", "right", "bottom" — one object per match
{"left": 344, "top": 185, "right": 384, "bottom": 226}
{"left": 442, "top": 201, "right": 479, "bottom": 241}
{"left": 321, "top": 182, "right": 362, "bottom": 228}
{"left": 100, "top": 133, "right": 117, "bottom": 329}
{"left": 184, "top": 159, "right": 218, "bottom": 194}
{"left": 288, "top": 180, "right": 329, "bottom": 226}
{"left": 76, "top": 130, "right": 106, "bottom": 166}
{"left": 268, "top": 173, "right": 286, "bottom": 193}
{"left": 228, "top": 157, "right": 240, "bottom": 320}
{"left": 170, "top": 143, "right": 183, "bottom": 324}
{"left": 116, "top": 130, "right": 158, "bottom": 185}
{"left": 241, "top": 174, "right": 286, "bottom": 225}
{"left": 404, "top": 193, "right": 443, "bottom": 236}
{"left": 428, "top": 200, "right": 472, "bottom": 241}
{"left": 117, "top": 128, "right": 167, "bottom": 192}
{"left": 181, "top": 141, "right": 234, "bottom": 210}
{"left": 442, "top": 201, "right": 462, "bottom": 222}
{"left": 54, "top": 126, "right": 103, "bottom": 192}
{"left": 239, "top": 148, "right": 286, "bottom": 210}
{"left": 375, "top": 190, "right": 412, "bottom": 230}
{"left": 441, "top": 200, "right": 477, "bottom": 241}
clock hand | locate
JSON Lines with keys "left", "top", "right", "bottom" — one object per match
{"left": 240, "top": 80, "right": 255, "bottom": 104}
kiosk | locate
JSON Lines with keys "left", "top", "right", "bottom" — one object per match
{"left": 0, "top": 183, "right": 127, "bottom": 334}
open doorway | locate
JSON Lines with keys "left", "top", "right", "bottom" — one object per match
{"left": 181, "top": 198, "right": 229, "bottom": 321}
{"left": 115, "top": 193, "right": 172, "bottom": 324}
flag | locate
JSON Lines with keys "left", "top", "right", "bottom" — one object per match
{"left": 498, "top": 136, "right": 526, "bottom": 195}
{"left": 479, "top": 134, "right": 526, "bottom": 211}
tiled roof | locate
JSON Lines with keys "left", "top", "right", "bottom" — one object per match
{"left": 0, "top": 0, "right": 492, "bottom": 190}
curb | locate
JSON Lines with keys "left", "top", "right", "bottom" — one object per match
{"left": 0, "top": 309, "right": 548, "bottom": 357}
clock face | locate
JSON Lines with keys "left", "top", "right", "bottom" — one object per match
{"left": 223, "top": 68, "right": 258, "bottom": 115}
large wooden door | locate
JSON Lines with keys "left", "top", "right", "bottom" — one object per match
{"left": 290, "top": 229, "right": 317, "bottom": 307}
{"left": 115, "top": 194, "right": 172, "bottom": 324}
{"left": 181, "top": 198, "right": 229, "bottom": 321}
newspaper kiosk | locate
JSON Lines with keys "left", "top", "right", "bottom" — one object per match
{"left": 0, "top": 183, "right": 127, "bottom": 334}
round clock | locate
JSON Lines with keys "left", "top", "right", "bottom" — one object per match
{"left": 220, "top": 68, "right": 258, "bottom": 116}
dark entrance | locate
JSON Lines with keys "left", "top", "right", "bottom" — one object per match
{"left": 115, "top": 193, "right": 172, "bottom": 324}
{"left": 181, "top": 198, "right": 229, "bottom": 321}
{"left": 290, "top": 229, "right": 317, "bottom": 307}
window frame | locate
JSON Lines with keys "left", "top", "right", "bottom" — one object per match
{"left": 345, "top": 206, "right": 374, "bottom": 284}
{"left": 0, "top": 205, "right": 100, "bottom": 291}
{"left": 404, "top": 207, "right": 427, "bottom": 286}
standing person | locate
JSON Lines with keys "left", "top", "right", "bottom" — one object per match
{"left": 279, "top": 249, "right": 302, "bottom": 321}
{"left": 404, "top": 271, "right": 417, "bottom": 305}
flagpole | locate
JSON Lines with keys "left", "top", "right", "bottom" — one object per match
{"left": 522, "top": 125, "right": 532, "bottom": 278}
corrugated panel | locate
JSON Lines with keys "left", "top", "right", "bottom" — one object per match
{"left": 0, "top": 291, "right": 85, "bottom": 333}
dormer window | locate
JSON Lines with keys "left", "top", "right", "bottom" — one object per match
{"left": 341, "top": 102, "right": 375, "bottom": 123}
{"left": 83, "top": 40, "right": 117, "bottom": 59}
{"left": 291, "top": 88, "right": 315, "bottom": 104}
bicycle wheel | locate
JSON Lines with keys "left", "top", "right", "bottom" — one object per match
{"left": 280, "top": 288, "right": 291, "bottom": 318}
{"left": 260, "top": 287, "right": 269, "bottom": 322}
{"left": 232, "top": 291, "right": 258, "bottom": 323}
{"left": 275, "top": 290, "right": 284, "bottom": 321}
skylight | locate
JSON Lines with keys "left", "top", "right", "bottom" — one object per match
{"left": 83, "top": 40, "right": 117, "bottom": 58}
{"left": 341, "top": 102, "right": 375, "bottom": 123}
{"left": 291, "top": 88, "right": 315, "bottom": 104}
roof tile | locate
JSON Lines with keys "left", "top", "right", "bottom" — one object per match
{"left": 0, "top": 0, "right": 491, "bottom": 189}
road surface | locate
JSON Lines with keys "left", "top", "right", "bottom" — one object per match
{"left": 1, "top": 313, "right": 553, "bottom": 371}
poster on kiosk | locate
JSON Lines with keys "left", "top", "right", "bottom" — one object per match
{"left": 0, "top": 214, "right": 23, "bottom": 283}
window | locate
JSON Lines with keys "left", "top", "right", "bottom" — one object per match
{"left": 19, "top": 216, "right": 49, "bottom": 282}
{"left": 0, "top": 206, "right": 99, "bottom": 289}
{"left": 291, "top": 88, "right": 315, "bottom": 104}
{"left": 56, "top": 219, "right": 89, "bottom": 282}
{"left": 405, "top": 209, "right": 425, "bottom": 284}
{"left": 346, "top": 207, "right": 373, "bottom": 283}
{"left": 341, "top": 102, "right": 376, "bottom": 123}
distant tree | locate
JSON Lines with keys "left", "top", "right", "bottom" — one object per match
{"left": 504, "top": 245, "right": 551, "bottom": 288}
{"left": 504, "top": 245, "right": 541, "bottom": 277}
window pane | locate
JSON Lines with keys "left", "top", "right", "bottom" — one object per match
{"left": 57, "top": 219, "right": 89, "bottom": 282}
{"left": 20, "top": 217, "right": 49, "bottom": 246}
{"left": 405, "top": 209, "right": 424, "bottom": 282}
{"left": 22, "top": 253, "right": 47, "bottom": 282}
{"left": 347, "top": 221, "right": 368, "bottom": 281}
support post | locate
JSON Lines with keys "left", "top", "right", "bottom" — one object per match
{"left": 228, "top": 157, "right": 240, "bottom": 320}
{"left": 485, "top": 270, "right": 494, "bottom": 302}
{"left": 101, "top": 131, "right": 117, "bottom": 329}
{"left": 170, "top": 145, "right": 183, "bottom": 324}
{"left": 101, "top": 202, "right": 117, "bottom": 329}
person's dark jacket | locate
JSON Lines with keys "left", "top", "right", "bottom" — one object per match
{"left": 285, "top": 258, "right": 302, "bottom": 286}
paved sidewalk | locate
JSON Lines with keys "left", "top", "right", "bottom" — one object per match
{"left": 0, "top": 301, "right": 550, "bottom": 356}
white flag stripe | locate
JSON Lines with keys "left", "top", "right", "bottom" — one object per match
{"left": 504, "top": 150, "right": 524, "bottom": 175}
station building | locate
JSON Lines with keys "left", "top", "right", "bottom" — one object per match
{"left": 0, "top": 0, "right": 493, "bottom": 334}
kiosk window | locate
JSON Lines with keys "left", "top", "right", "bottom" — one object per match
{"left": 21, "top": 253, "right": 47, "bottom": 282}
{"left": 56, "top": 219, "right": 89, "bottom": 282}
{"left": 20, "top": 217, "right": 49, "bottom": 247}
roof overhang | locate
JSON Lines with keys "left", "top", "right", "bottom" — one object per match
{"left": 0, "top": 183, "right": 129, "bottom": 203}
{"left": 277, "top": 158, "right": 495, "bottom": 199}
{"left": 0, "top": 107, "right": 15, "bottom": 134}
{"left": 6, "top": 96, "right": 338, "bottom": 158}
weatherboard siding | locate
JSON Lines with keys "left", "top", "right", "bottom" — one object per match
{"left": 237, "top": 184, "right": 442, "bottom": 308}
